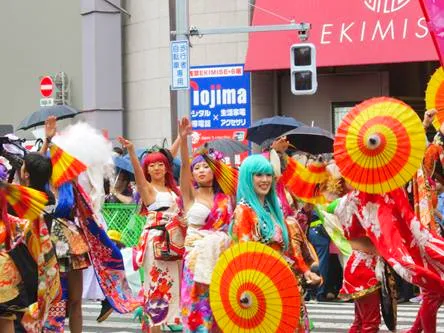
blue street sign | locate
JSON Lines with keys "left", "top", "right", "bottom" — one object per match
{"left": 189, "top": 64, "right": 251, "bottom": 130}
{"left": 170, "top": 40, "right": 190, "bottom": 90}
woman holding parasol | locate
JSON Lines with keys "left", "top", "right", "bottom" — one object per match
{"left": 332, "top": 97, "right": 444, "bottom": 333}
{"left": 229, "top": 153, "right": 321, "bottom": 332}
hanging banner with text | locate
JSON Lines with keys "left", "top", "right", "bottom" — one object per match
{"left": 246, "top": 0, "right": 439, "bottom": 70}
{"left": 189, "top": 64, "right": 251, "bottom": 166}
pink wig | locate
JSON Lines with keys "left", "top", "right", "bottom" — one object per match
{"left": 142, "top": 152, "right": 180, "bottom": 197}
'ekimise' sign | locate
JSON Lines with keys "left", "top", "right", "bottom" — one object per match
{"left": 245, "top": 0, "right": 438, "bottom": 70}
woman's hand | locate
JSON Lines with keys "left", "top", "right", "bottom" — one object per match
{"left": 44, "top": 116, "right": 57, "bottom": 141}
{"left": 178, "top": 117, "right": 193, "bottom": 139}
{"left": 304, "top": 270, "right": 322, "bottom": 286}
{"left": 271, "top": 136, "right": 290, "bottom": 154}
{"left": 117, "top": 136, "right": 134, "bottom": 152}
{"left": 424, "top": 109, "right": 437, "bottom": 128}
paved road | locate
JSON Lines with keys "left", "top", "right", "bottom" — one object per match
{"left": 306, "top": 301, "right": 444, "bottom": 332}
{"left": 65, "top": 302, "right": 141, "bottom": 333}
{"left": 66, "top": 300, "right": 444, "bottom": 332}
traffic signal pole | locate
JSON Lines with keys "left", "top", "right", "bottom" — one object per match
{"left": 172, "top": 0, "right": 311, "bottom": 120}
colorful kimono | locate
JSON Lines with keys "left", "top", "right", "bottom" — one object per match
{"left": 423, "top": 137, "right": 444, "bottom": 186}
{"left": 74, "top": 184, "right": 140, "bottom": 312}
{"left": 231, "top": 200, "right": 311, "bottom": 332}
{"left": 50, "top": 217, "right": 90, "bottom": 273}
{"left": 20, "top": 214, "right": 62, "bottom": 333}
{"left": 336, "top": 188, "right": 444, "bottom": 333}
{"left": 338, "top": 189, "right": 444, "bottom": 294}
{"left": 334, "top": 195, "right": 381, "bottom": 300}
{"left": 45, "top": 213, "right": 91, "bottom": 332}
{"left": 181, "top": 193, "right": 232, "bottom": 332}
{"left": 133, "top": 191, "right": 185, "bottom": 331}
{"left": 0, "top": 215, "right": 25, "bottom": 321}
{"left": 0, "top": 184, "right": 62, "bottom": 332}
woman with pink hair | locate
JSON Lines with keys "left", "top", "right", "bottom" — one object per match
{"left": 118, "top": 136, "right": 184, "bottom": 333}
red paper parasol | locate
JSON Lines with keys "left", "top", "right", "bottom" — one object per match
{"left": 334, "top": 97, "right": 426, "bottom": 194}
{"left": 210, "top": 241, "right": 300, "bottom": 332}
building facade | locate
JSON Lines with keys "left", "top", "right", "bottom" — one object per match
{"left": 0, "top": 0, "right": 83, "bottom": 135}
{"left": 1, "top": 0, "right": 439, "bottom": 148}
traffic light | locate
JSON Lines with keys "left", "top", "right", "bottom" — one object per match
{"left": 290, "top": 43, "right": 317, "bottom": 95}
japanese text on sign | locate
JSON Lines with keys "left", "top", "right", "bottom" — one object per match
{"left": 189, "top": 65, "right": 250, "bottom": 130}
{"left": 170, "top": 40, "right": 190, "bottom": 90}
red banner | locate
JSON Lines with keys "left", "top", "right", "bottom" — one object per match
{"left": 246, "top": 0, "right": 438, "bottom": 70}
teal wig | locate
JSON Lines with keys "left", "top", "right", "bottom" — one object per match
{"left": 236, "top": 154, "right": 289, "bottom": 249}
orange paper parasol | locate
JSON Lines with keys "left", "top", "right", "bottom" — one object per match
{"left": 425, "top": 66, "right": 444, "bottom": 129}
{"left": 210, "top": 241, "right": 300, "bottom": 332}
{"left": 334, "top": 97, "right": 425, "bottom": 194}
{"left": 280, "top": 157, "right": 328, "bottom": 204}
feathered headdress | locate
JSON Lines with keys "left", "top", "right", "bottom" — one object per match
{"left": 52, "top": 122, "right": 114, "bottom": 213}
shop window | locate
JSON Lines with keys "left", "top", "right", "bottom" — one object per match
{"left": 331, "top": 102, "right": 358, "bottom": 133}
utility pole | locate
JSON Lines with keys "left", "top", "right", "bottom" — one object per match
{"left": 171, "top": 0, "right": 311, "bottom": 122}
{"left": 174, "top": 0, "right": 190, "bottom": 121}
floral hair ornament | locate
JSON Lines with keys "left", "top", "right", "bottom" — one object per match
{"left": 191, "top": 146, "right": 223, "bottom": 162}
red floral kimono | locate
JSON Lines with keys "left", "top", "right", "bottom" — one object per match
{"left": 231, "top": 201, "right": 310, "bottom": 274}
{"left": 338, "top": 189, "right": 444, "bottom": 294}
{"left": 337, "top": 189, "right": 444, "bottom": 332}
{"left": 334, "top": 194, "right": 380, "bottom": 300}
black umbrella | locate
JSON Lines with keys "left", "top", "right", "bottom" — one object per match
{"left": 282, "top": 125, "right": 334, "bottom": 155}
{"left": 17, "top": 105, "right": 79, "bottom": 130}
{"left": 247, "top": 116, "right": 305, "bottom": 145}
{"left": 198, "top": 138, "right": 249, "bottom": 156}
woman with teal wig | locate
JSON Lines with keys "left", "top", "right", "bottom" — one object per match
{"left": 232, "top": 154, "right": 289, "bottom": 248}
{"left": 231, "top": 154, "right": 322, "bottom": 332}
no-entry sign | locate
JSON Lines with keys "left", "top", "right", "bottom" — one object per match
{"left": 40, "top": 76, "right": 54, "bottom": 97}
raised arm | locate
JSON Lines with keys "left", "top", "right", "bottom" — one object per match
{"left": 423, "top": 109, "right": 437, "bottom": 130}
{"left": 39, "top": 116, "right": 57, "bottom": 155}
{"left": 117, "top": 136, "right": 156, "bottom": 206}
{"left": 178, "top": 117, "right": 195, "bottom": 210}
{"left": 170, "top": 135, "right": 180, "bottom": 158}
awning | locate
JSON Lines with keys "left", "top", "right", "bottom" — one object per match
{"left": 245, "top": 0, "right": 438, "bottom": 71}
